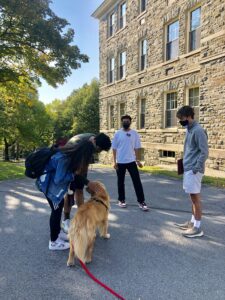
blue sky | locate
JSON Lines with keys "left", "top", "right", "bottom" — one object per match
{"left": 38, "top": 0, "right": 103, "bottom": 104}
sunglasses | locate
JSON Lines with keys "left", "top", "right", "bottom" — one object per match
{"left": 126, "top": 133, "right": 131, "bottom": 137}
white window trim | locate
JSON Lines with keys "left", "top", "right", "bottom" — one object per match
{"left": 164, "top": 91, "right": 178, "bottom": 128}
{"left": 118, "top": 102, "right": 126, "bottom": 128}
{"left": 118, "top": 51, "right": 126, "bottom": 80}
{"left": 119, "top": 2, "right": 126, "bottom": 30}
{"left": 138, "top": 98, "right": 146, "bottom": 129}
{"left": 187, "top": 6, "right": 201, "bottom": 53}
{"left": 108, "top": 57, "right": 115, "bottom": 84}
{"left": 165, "top": 19, "right": 179, "bottom": 61}
{"left": 108, "top": 11, "right": 115, "bottom": 38}
{"left": 139, "top": 39, "right": 147, "bottom": 71}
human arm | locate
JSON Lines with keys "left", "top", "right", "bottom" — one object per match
{"left": 113, "top": 149, "right": 118, "bottom": 170}
{"left": 134, "top": 132, "right": 143, "bottom": 168}
{"left": 193, "top": 129, "right": 208, "bottom": 174}
{"left": 112, "top": 133, "right": 118, "bottom": 170}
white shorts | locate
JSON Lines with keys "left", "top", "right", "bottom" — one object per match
{"left": 183, "top": 170, "right": 203, "bottom": 194}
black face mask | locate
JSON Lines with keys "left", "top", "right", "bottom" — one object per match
{"left": 179, "top": 120, "right": 189, "bottom": 127}
{"left": 122, "top": 122, "right": 130, "bottom": 129}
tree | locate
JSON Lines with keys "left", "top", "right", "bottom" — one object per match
{"left": 0, "top": 82, "right": 53, "bottom": 160}
{"left": 0, "top": 0, "right": 88, "bottom": 86}
{"left": 46, "top": 79, "right": 100, "bottom": 141}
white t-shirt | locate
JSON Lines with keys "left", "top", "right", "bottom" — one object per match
{"left": 112, "top": 129, "right": 141, "bottom": 163}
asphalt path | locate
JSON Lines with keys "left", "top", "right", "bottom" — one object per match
{"left": 0, "top": 167, "right": 225, "bottom": 300}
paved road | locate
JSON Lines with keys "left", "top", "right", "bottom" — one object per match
{"left": 0, "top": 168, "right": 225, "bottom": 300}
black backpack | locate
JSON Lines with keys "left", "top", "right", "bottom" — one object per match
{"left": 25, "top": 147, "right": 58, "bottom": 179}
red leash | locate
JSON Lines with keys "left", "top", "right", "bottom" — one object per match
{"left": 79, "top": 259, "right": 126, "bottom": 300}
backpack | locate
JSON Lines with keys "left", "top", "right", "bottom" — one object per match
{"left": 25, "top": 147, "right": 58, "bottom": 179}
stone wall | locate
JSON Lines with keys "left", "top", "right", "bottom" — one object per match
{"left": 95, "top": 0, "right": 225, "bottom": 171}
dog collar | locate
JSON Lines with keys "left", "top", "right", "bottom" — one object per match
{"left": 94, "top": 198, "right": 108, "bottom": 211}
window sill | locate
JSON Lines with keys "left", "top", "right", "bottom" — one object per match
{"left": 137, "top": 69, "right": 147, "bottom": 76}
{"left": 115, "top": 25, "right": 128, "bottom": 36}
{"left": 162, "top": 58, "right": 179, "bottom": 66}
{"left": 180, "top": 48, "right": 201, "bottom": 59}
{"left": 159, "top": 157, "right": 176, "bottom": 163}
{"left": 106, "top": 82, "right": 115, "bottom": 87}
{"left": 161, "top": 128, "right": 179, "bottom": 133}
{"left": 137, "top": 10, "right": 147, "bottom": 20}
{"left": 116, "top": 78, "right": 126, "bottom": 83}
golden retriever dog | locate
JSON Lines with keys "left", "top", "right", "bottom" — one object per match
{"left": 67, "top": 182, "right": 110, "bottom": 267}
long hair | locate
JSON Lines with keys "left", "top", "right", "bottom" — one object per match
{"left": 59, "top": 140, "right": 95, "bottom": 174}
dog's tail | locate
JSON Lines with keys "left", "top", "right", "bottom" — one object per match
{"left": 73, "top": 226, "right": 88, "bottom": 262}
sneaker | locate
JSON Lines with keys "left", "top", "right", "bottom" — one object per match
{"left": 118, "top": 201, "right": 127, "bottom": 208}
{"left": 174, "top": 221, "right": 194, "bottom": 230}
{"left": 58, "top": 230, "right": 69, "bottom": 241}
{"left": 182, "top": 227, "right": 204, "bottom": 238}
{"left": 138, "top": 202, "right": 149, "bottom": 211}
{"left": 61, "top": 219, "right": 70, "bottom": 234}
{"left": 49, "top": 238, "right": 70, "bottom": 250}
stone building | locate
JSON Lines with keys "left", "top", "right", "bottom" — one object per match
{"left": 92, "top": 0, "right": 225, "bottom": 170}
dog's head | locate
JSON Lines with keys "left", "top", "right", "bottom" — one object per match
{"left": 86, "top": 181, "right": 109, "bottom": 203}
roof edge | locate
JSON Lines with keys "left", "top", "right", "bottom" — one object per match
{"left": 92, "top": 0, "right": 115, "bottom": 19}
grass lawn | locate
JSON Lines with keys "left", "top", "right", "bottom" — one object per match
{"left": 1, "top": 161, "right": 225, "bottom": 188}
{"left": 93, "top": 164, "right": 225, "bottom": 189}
{"left": 0, "top": 161, "right": 25, "bottom": 181}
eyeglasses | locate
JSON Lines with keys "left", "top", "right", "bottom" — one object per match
{"left": 126, "top": 133, "right": 131, "bottom": 137}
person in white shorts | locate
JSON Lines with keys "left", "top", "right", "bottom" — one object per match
{"left": 175, "top": 106, "right": 208, "bottom": 238}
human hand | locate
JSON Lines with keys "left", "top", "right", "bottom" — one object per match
{"left": 136, "top": 161, "right": 143, "bottom": 168}
{"left": 113, "top": 163, "right": 118, "bottom": 170}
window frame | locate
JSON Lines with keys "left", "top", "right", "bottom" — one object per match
{"left": 108, "top": 11, "right": 115, "bottom": 37}
{"left": 188, "top": 7, "right": 201, "bottom": 52}
{"left": 118, "top": 51, "right": 126, "bottom": 80}
{"left": 108, "top": 104, "right": 115, "bottom": 129}
{"left": 138, "top": 98, "right": 146, "bottom": 129}
{"left": 118, "top": 102, "right": 126, "bottom": 128}
{"left": 165, "top": 20, "right": 179, "bottom": 61}
{"left": 139, "top": 39, "right": 147, "bottom": 71}
{"left": 119, "top": 2, "right": 126, "bottom": 29}
{"left": 140, "top": 0, "right": 147, "bottom": 13}
{"left": 108, "top": 57, "right": 115, "bottom": 84}
{"left": 165, "top": 91, "right": 178, "bottom": 128}
{"left": 187, "top": 86, "right": 200, "bottom": 121}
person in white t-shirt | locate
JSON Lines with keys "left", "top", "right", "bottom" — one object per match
{"left": 112, "top": 115, "right": 149, "bottom": 211}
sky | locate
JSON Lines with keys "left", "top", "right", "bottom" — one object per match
{"left": 38, "top": 0, "right": 103, "bottom": 104}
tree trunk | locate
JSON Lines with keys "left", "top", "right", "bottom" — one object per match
{"left": 4, "top": 137, "right": 9, "bottom": 161}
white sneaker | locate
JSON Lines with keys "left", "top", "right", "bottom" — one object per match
{"left": 58, "top": 230, "right": 69, "bottom": 241}
{"left": 61, "top": 219, "right": 70, "bottom": 234}
{"left": 49, "top": 238, "right": 70, "bottom": 251}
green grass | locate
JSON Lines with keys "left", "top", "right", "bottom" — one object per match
{"left": 0, "top": 161, "right": 25, "bottom": 181}
{"left": 93, "top": 163, "right": 225, "bottom": 189}
{"left": 1, "top": 161, "right": 225, "bottom": 188}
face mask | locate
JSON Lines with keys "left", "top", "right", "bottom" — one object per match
{"left": 179, "top": 120, "right": 189, "bottom": 127}
{"left": 122, "top": 122, "right": 130, "bottom": 129}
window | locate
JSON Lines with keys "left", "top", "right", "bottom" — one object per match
{"left": 119, "top": 51, "right": 126, "bottom": 80}
{"left": 109, "top": 12, "right": 115, "bottom": 37}
{"left": 189, "top": 7, "right": 201, "bottom": 51}
{"left": 140, "top": 39, "right": 147, "bottom": 70}
{"left": 189, "top": 87, "right": 199, "bottom": 121}
{"left": 108, "top": 58, "right": 115, "bottom": 84}
{"left": 140, "top": 0, "right": 146, "bottom": 13}
{"left": 165, "top": 92, "right": 177, "bottom": 127}
{"left": 119, "top": 2, "right": 126, "bottom": 29}
{"left": 139, "top": 98, "right": 146, "bottom": 129}
{"left": 119, "top": 102, "right": 125, "bottom": 127}
{"left": 161, "top": 150, "right": 175, "bottom": 158}
{"left": 166, "top": 21, "right": 179, "bottom": 60}
{"left": 109, "top": 105, "right": 115, "bottom": 129}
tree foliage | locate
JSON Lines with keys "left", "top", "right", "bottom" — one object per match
{"left": 46, "top": 79, "right": 100, "bottom": 141}
{"left": 0, "top": 0, "right": 88, "bottom": 86}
